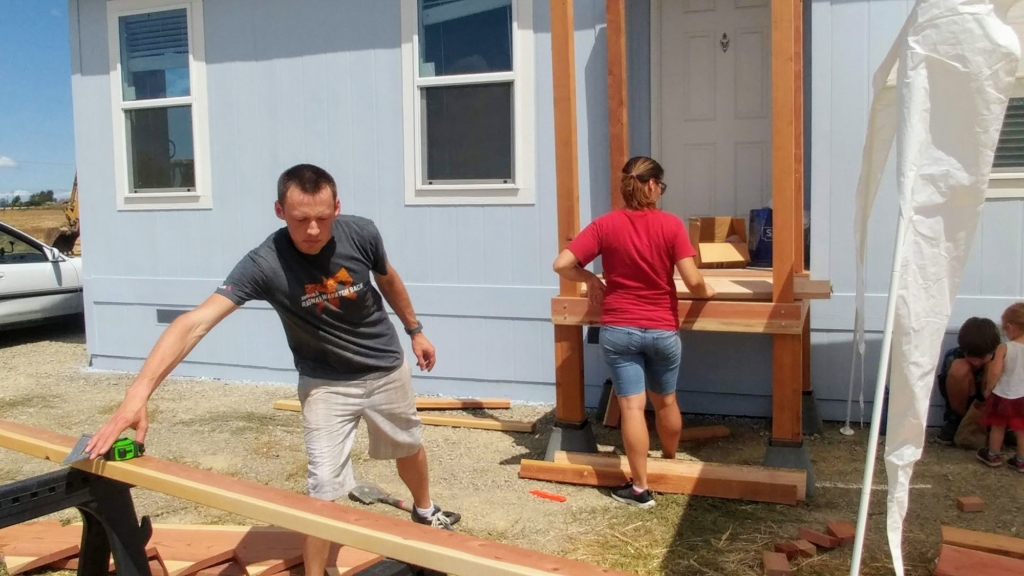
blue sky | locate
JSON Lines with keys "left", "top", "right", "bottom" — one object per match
{"left": 0, "top": 0, "right": 77, "bottom": 202}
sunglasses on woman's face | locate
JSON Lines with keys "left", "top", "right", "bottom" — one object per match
{"left": 656, "top": 180, "right": 667, "bottom": 193}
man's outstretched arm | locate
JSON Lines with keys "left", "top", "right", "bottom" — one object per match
{"left": 85, "top": 293, "right": 239, "bottom": 458}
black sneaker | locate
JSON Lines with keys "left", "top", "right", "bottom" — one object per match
{"left": 977, "top": 447, "right": 1003, "bottom": 467}
{"left": 610, "top": 482, "right": 655, "bottom": 509}
{"left": 411, "top": 504, "right": 460, "bottom": 530}
{"left": 1008, "top": 456, "right": 1024, "bottom": 473}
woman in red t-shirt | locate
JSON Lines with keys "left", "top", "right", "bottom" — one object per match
{"left": 552, "top": 156, "right": 715, "bottom": 508}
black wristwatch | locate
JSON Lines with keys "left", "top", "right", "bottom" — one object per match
{"left": 405, "top": 321, "right": 423, "bottom": 336}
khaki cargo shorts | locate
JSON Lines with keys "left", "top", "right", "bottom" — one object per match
{"left": 297, "top": 362, "right": 423, "bottom": 501}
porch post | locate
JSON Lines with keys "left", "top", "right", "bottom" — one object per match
{"left": 607, "top": 0, "right": 628, "bottom": 210}
{"left": 548, "top": 0, "right": 593, "bottom": 455}
{"left": 769, "top": 0, "right": 804, "bottom": 446}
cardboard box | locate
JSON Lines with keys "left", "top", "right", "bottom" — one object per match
{"left": 687, "top": 216, "right": 751, "bottom": 269}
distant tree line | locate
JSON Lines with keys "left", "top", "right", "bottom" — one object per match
{"left": 0, "top": 190, "right": 57, "bottom": 209}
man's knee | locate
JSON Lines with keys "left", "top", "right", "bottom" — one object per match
{"left": 948, "top": 359, "right": 973, "bottom": 380}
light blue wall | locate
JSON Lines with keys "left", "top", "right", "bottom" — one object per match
{"left": 69, "top": 0, "right": 615, "bottom": 402}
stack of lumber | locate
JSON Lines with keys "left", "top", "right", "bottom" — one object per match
{"left": 519, "top": 450, "right": 806, "bottom": 506}
{"left": 0, "top": 520, "right": 383, "bottom": 576}
{"left": 933, "top": 526, "right": 1024, "bottom": 575}
{"left": 273, "top": 396, "right": 538, "bottom": 433}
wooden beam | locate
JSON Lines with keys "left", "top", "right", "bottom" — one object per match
{"left": 581, "top": 275, "right": 832, "bottom": 301}
{"left": 771, "top": 0, "right": 797, "bottom": 302}
{"left": 770, "top": 0, "right": 804, "bottom": 445}
{"left": 606, "top": 0, "right": 628, "bottom": 210}
{"left": 941, "top": 526, "right": 1024, "bottom": 561}
{"left": 550, "top": 0, "right": 587, "bottom": 427}
{"left": 271, "top": 398, "right": 511, "bottom": 412}
{"left": 414, "top": 398, "right": 512, "bottom": 410}
{"left": 552, "top": 297, "right": 807, "bottom": 334}
{"left": 0, "top": 420, "right": 630, "bottom": 576}
{"left": 933, "top": 545, "right": 1024, "bottom": 576}
{"left": 519, "top": 452, "right": 803, "bottom": 506}
{"left": 272, "top": 400, "right": 536, "bottom": 433}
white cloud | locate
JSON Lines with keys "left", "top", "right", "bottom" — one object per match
{"left": 0, "top": 156, "right": 17, "bottom": 169}
{"left": 0, "top": 190, "right": 30, "bottom": 202}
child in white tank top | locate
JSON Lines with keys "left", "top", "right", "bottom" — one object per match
{"left": 978, "top": 302, "right": 1024, "bottom": 472}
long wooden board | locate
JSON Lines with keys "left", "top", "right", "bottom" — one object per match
{"left": 414, "top": 398, "right": 512, "bottom": 410}
{"left": 519, "top": 451, "right": 803, "bottom": 506}
{"left": 941, "top": 526, "right": 1024, "bottom": 560}
{"left": 552, "top": 297, "right": 807, "bottom": 334}
{"left": 581, "top": 274, "right": 831, "bottom": 301}
{"left": 0, "top": 419, "right": 630, "bottom": 576}
{"left": 273, "top": 400, "right": 536, "bottom": 433}
{"left": 553, "top": 451, "right": 804, "bottom": 502}
{"left": 0, "top": 520, "right": 82, "bottom": 575}
{"left": 933, "top": 545, "right": 1024, "bottom": 576}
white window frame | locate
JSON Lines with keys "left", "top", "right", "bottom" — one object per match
{"left": 399, "top": 0, "right": 536, "bottom": 205}
{"left": 107, "top": 0, "right": 212, "bottom": 211}
{"left": 986, "top": 82, "right": 1024, "bottom": 200}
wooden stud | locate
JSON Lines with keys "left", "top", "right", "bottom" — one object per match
{"left": 794, "top": 0, "right": 805, "bottom": 275}
{"left": 762, "top": 551, "right": 791, "bottom": 576}
{"left": 678, "top": 425, "right": 731, "bottom": 443}
{"left": 826, "top": 521, "right": 856, "bottom": 547}
{"left": 273, "top": 399, "right": 535, "bottom": 433}
{"left": 606, "top": 0, "right": 628, "bottom": 211}
{"left": 934, "top": 545, "right": 1024, "bottom": 576}
{"left": 552, "top": 297, "right": 808, "bottom": 335}
{"left": 941, "top": 525, "right": 1024, "bottom": 561}
{"left": 797, "top": 528, "right": 839, "bottom": 549}
{"left": 0, "top": 419, "right": 629, "bottom": 576}
{"left": 413, "top": 398, "right": 512, "bottom": 410}
{"left": 957, "top": 496, "right": 985, "bottom": 512}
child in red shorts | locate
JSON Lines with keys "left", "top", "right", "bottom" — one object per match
{"left": 977, "top": 302, "right": 1024, "bottom": 472}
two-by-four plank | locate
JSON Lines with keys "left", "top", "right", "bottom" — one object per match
{"left": 0, "top": 419, "right": 631, "bottom": 576}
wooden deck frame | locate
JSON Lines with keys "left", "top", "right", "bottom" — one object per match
{"left": 549, "top": 0, "right": 819, "bottom": 445}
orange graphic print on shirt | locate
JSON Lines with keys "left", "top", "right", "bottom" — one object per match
{"left": 301, "top": 267, "right": 365, "bottom": 313}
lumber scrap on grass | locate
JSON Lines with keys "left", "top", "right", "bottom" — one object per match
{"left": 272, "top": 399, "right": 536, "bottom": 433}
{"left": 940, "top": 525, "right": 1024, "bottom": 561}
{"left": 933, "top": 544, "right": 1024, "bottom": 576}
{"left": 0, "top": 519, "right": 82, "bottom": 575}
{"left": 0, "top": 419, "right": 629, "bottom": 576}
{"left": 518, "top": 451, "right": 804, "bottom": 506}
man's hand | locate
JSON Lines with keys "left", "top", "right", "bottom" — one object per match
{"left": 85, "top": 396, "right": 148, "bottom": 459}
{"left": 411, "top": 333, "right": 436, "bottom": 372}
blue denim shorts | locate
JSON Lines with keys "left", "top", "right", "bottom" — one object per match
{"left": 599, "top": 326, "right": 682, "bottom": 397}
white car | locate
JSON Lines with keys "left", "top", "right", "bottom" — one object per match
{"left": 0, "top": 221, "right": 83, "bottom": 330}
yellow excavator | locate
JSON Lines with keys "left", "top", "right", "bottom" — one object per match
{"left": 43, "top": 173, "right": 80, "bottom": 255}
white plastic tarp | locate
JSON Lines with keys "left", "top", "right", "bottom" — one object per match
{"left": 850, "top": 1, "right": 1020, "bottom": 574}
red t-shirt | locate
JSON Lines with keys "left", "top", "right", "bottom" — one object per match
{"left": 566, "top": 209, "right": 697, "bottom": 331}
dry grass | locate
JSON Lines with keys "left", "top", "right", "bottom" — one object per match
{"left": 2, "top": 323, "right": 1023, "bottom": 575}
{"left": 0, "top": 207, "right": 67, "bottom": 242}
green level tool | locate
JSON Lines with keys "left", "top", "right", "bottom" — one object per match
{"left": 63, "top": 434, "right": 146, "bottom": 465}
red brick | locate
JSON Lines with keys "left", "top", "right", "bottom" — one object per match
{"left": 957, "top": 496, "right": 984, "bottom": 512}
{"left": 762, "top": 551, "right": 791, "bottom": 575}
{"left": 798, "top": 527, "right": 840, "bottom": 549}
{"left": 826, "top": 521, "right": 856, "bottom": 546}
{"left": 774, "top": 541, "right": 800, "bottom": 561}
{"left": 793, "top": 539, "right": 816, "bottom": 558}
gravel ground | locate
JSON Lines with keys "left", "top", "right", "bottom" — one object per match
{"left": 0, "top": 319, "right": 616, "bottom": 557}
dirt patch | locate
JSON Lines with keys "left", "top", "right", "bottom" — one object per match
{"left": 1, "top": 321, "right": 1023, "bottom": 575}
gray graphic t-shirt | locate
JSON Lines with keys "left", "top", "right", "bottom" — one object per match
{"left": 215, "top": 215, "right": 403, "bottom": 381}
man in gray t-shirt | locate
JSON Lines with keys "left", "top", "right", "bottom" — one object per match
{"left": 85, "top": 164, "right": 460, "bottom": 575}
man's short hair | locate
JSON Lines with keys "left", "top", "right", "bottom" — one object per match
{"left": 957, "top": 316, "right": 1001, "bottom": 359}
{"left": 277, "top": 164, "right": 338, "bottom": 205}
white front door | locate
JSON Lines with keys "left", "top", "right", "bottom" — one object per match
{"left": 654, "top": 0, "right": 772, "bottom": 221}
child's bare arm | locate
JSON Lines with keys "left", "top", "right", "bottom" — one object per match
{"left": 983, "top": 343, "right": 1007, "bottom": 396}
